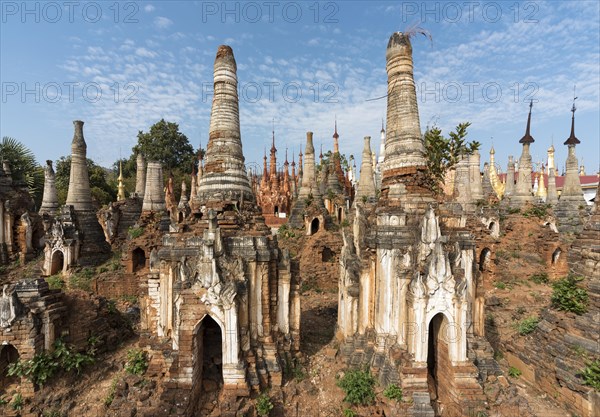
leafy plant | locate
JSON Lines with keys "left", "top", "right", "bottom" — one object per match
{"left": 46, "top": 274, "right": 64, "bottom": 290}
{"left": 128, "top": 226, "right": 145, "bottom": 239}
{"left": 522, "top": 205, "right": 550, "bottom": 219}
{"left": 423, "top": 122, "right": 480, "bottom": 194}
{"left": 383, "top": 383, "right": 403, "bottom": 402}
{"left": 104, "top": 378, "right": 118, "bottom": 406}
{"left": 530, "top": 273, "right": 549, "bottom": 285}
{"left": 581, "top": 360, "right": 600, "bottom": 391}
{"left": 256, "top": 392, "right": 274, "bottom": 416}
{"left": 336, "top": 368, "right": 376, "bottom": 406}
{"left": 10, "top": 393, "right": 23, "bottom": 411}
{"left": 0, "top": 136, "right": 45, "bottom": 206}
{"left": 551, "top": 275, "right": 588, "bottom": 315}
{"left": 508, "top": 366, "right": 522, "bottom": 378}
{"left": 516, "top": 316, "right": 539, "bottom": 335}
{"left": 125, "top": 349, "right": 148, "bottom": 375}
{"left": 495, "top": 282, "right": 506, "bottom": 290}
{"left": 343, "top": 408, "right": 356, "bottom": 417}
{"left": 8, "top": 339, "right": 96, "bottom": 386}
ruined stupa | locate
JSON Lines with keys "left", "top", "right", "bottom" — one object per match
{"left": 140, "top": 45, "right": 299, "bottom": 416}
{"left": 338, "top": 32, "right": 484, "bottom": 415}
{"left": 196, "top": 45, "right": 254, "bottom": 206}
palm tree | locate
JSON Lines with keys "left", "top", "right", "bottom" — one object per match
{"left": 0, "top": 136, "right": 44, "bottom": 207}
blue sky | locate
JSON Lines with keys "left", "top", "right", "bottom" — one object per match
{"left": 1, "top": 0, "right": 599, "bottom": 175}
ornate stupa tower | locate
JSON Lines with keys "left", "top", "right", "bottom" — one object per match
{"left": 511, "top": 101, "right": 535, "bottom": 205}
{"left": 381, "top": 32, "right": 433, "bottom": 207}
{"left": 196, "top": 45, "right": 254, "bottom": 206}
{"left": 546, "top": 143, "right": 557, "bottom": 176}
{"left": 66, "top": 120, "right": 94, "bottom": 211}
{"left": 39, "top": 160, "right": 59, "bottom": 215}
{"left": 555, "top": 100, "right": 587, "bottom": 233}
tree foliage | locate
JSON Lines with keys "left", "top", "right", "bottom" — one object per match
{"left": 0, "top": 136, "right": 44, "bottom": 207}
{"left": 55, "top": 156, "right": 116, "bottom": 206}
{"left": 423, "top": 122, "right": 480, "bottom": 193}
{"left": 133, "top": 119, "right": 196, "bottom": 170}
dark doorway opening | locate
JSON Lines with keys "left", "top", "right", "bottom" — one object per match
{"left": 479, "top": 248, "right": 491, "bottom": 272}
{"left": 192, "top": 315, "right": 223, "bottom": 415}
{"left": 50, "top": 250, "right": 64, "bottom": 275}
{"left": 132, "top": 248, "right": 146, "bottom": 272}
{"left": 427, "top": 313, "right": 450, "bottom": 409}
{"left": 0, "top": 345, "right": 19, "bottom": 392}
{"left": 310, "top": 218, "right": 320, "bottom": 235}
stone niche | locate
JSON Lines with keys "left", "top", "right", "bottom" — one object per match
{"left": 338, "top": 204, "right": 485, "bottom": 412}
{"left": 140, "top": 211, "right": 299, "bottom": 415}
{"left": 0, "top": 279, "right": 66, "bottom": 397}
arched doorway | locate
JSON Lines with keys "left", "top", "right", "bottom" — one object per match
{"left": 132, "top": 248, "right": 146, "bottom": 272}
{"left": 274, "top": 206, "right": 279, "bottom": 215}
{"left": 337, "top": 207, "right": 342, "bottom": 223}
{"left": 552, "top": 247, "right": 562, "bottom": 265}
{"left": 427, "top": 313, "right": 452, "bottom": 412}
{"left": 191, "top": 315, "right": 223, "bottom": 414}
{"left": 0, "top": 345, "right": 20, "bottom": 392}
{"left": 178, "top": 212, "right": 184, "bottom": 223}
{"left": 310, "top": 218, "right": 320, "bottom": 235}
{"left": 479, "top": 248, "right": 491, "bottom": 272}
{"left": 50, "top": 250, "right": 64, "bottom": 275}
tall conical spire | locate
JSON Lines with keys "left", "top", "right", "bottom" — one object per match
{"left": 519, "top": 100, "right": 535, "bottom": 144}
{"left": 383, "top": 32, "right": 427, "bottom": 178}
{"left": 333, "top": 118, "right": 340, "bottom": 154}
{"left": 66, "top": 120, "right": 94, "bottom": 210}
{"left": 135, "top": 153, "right": 146, "bottom": 198}
{"left": 196, "top": 45, "right": 254, "bottom": 204}
{"left": 117, "top": 161, "right": 126, "bottom": 201}
{"left": 512, "top": 102, "right": 535, "bottom": 205}
{"left": 39, "top": 160, "right": 59, "bottom": 215}
{"left": 356, "top": 136, "right": 376, "bottom": 200}
{"left": 564, "top": 101, "right": 580, "bottom": 145}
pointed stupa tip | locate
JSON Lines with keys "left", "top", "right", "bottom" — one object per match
{"left": 333, "top": 119, "right": 339, "bottom": 139}
{"left": 72, "top": 120, "right": 87, "bottom": 149}
{"left": 564, "top": 103, "right": 581, "bottom": 145}
{"left": 490, "top": 145, "right": 495, "bottom": 155}
{"left": 386, "top": 31, "right": 412, "bottom": 54}
{"left": 519, "top": 100, "right": 535, "bottom": 144}
{"left": 215, "top": 44, "right": 236, "bottom": 70}
{"left": 381, "top": 118, "right": 385, "bottom": 133}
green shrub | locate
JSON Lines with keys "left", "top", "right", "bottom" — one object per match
{"left": 104, "top": 378, "right": 118, "bottom": 406}
{"left": 336, "top": 368, "right": 376, "bottom": 405}
{"left": 128, "top": 226, "right": 144, "bottom": 239}
{"left": 46, "top": 274, "right": 64, "bottom": 290}
{"left": 10, "top": 393, "right": 23, "bottom": 411}
{"left": 530, "top": 273, "right": 549, "bottom": 285}
{"left": 341, "top": 219, "right": 350, "bottom": 228}
{"left": 256, "top": 392, "right": 274, "bottom": 416}
{"left": 508, "top": 366, "right": 521, "bottom": 378}
{"left": 581, "top": 360, "right": 600, "bottom": 391}
{"left": 495, "top": 282, "right": 506, "bottom": 290}
{"left": 343, "top": 409, "right": 356, "bottom": 417}
{"left": 125, "top": 349, "right": 148, "bottom": 375}
{"left": 522, "top": 205, "right": 550, "bottom": 219}
{"left": 551, "top": 275, "right": 588, "bottom": 315}
{"left": 383, "top": 383, "right": 403, "bottom": 402}
{"left": 516, "top": 316, "right": 539, "bottom": 335}
{"left": 8, "top": 339, "right": 96, "bottom": 386}
{"left": 507, "top": 207, "right": 521, "bottom": 215}
{"left": 69, "top": 267, "right": 96, "bottom": 291}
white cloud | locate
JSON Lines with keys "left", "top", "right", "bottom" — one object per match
{"left": 144, "top": 4, "right": 155, "bottom": 13}
{"left": 154, "top": 16, "right": 173, "bottom": 29}
{"left": 135, "top": 47, "right": 158, "bottom": 58}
